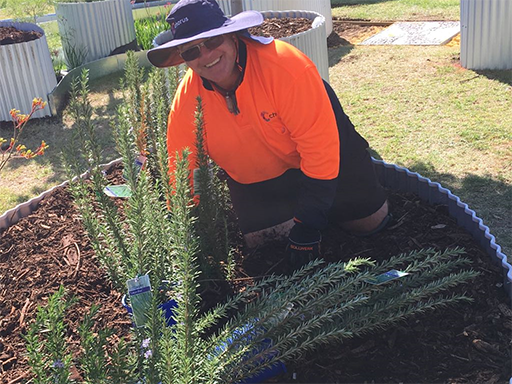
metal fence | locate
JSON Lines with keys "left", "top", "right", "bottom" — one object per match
{"left": 460, "top": 0, "right": 512, "bottom": 70}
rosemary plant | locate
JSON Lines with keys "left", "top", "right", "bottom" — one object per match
{"left": 51, "top": 53, "right": 481, "bottom": 384}
{"left": 24, "top": 286, "right": 75, "bottom": 384}
{"left": 193, "top": 96, "right": 235, "bottom": 281}
{"left": 25, "top": 287, "right": 136, "bottom": 384}
{"left": 121, "top": 52, "right": 235, "bottom": 282}
{"left": 63, "top": 69, "right": 130, "bottom": 291}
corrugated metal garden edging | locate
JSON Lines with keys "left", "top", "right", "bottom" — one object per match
{"left": 217, "top": 0, "right": 333, "bottom": 35}
{"left": 261, "top": 10, "right": 329, "bottom": 83}
{"left": 2, "top": 157, "right": 510, "bottom": 302}
{"left": 372, "top": 159, "right": 512, "bottom": 299}
{"left": 0, "top": 158, "right": 121, "bottom": 232}
{"left": 0, "top": 21, "right": 56, "bottom": 121}
{"left": 55, "top": 0, "right": 136, "bottom": 66}
{"left": 460, "top": 0, "right": 512, "bottom": 70}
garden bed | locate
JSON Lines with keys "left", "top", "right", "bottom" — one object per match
{"left": 250, "top": 16, "right": 390, "bottom": 47}
{"left": 0, "top": 26, "right": 41, "bottom": 45}
{"left": 0, "top": 163, "right": 510, "bottom": 383}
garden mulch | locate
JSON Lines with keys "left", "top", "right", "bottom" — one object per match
{"left": 1, "top": 160, "right": 511, "bottom": 384}
{"left": 0, "top": 27, "right": 41, "bottom": 45}
{"left": 1, "top": 18, "right": 509, "bottom": 384}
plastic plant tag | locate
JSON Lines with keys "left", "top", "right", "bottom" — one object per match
{"left": 364, "top": 269, "right": 409, "bottom": 285}
{"left": 126, "top": 274, "right": 152, "bottom": 327}
{"left": 134, "top": 154, "right": 147, "bottom": 174}
{"left": 123, "top": 154, "right": 147, "bottom": 181}
{"left": 103, "top": 184, "right": 132, "bottom": 198}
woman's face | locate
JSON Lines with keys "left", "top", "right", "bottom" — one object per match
{"left": 178, "top": 33, "right": 239, "bottom": 89}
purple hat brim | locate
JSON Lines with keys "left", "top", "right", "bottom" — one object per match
{"left": 147, "top": 10, "right": 265, "bottom": 68}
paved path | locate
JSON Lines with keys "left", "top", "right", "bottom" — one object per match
{"left": 360, "top": 21, "right": 460, "bottom": 46}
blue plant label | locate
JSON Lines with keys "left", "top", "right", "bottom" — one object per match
{"left": 127, "top": 274, "right": 152, "bottom": 327}
{"left": 103, "top": 184, "right": 132, "bottom": 198}
{"left": 122, "top": 154, "right": 147, "bottom": 181}
{"left": 364, "top": 269, "right": 409, "bottom": 285}
{"left": 134, "top": 155, "right": 147, "bottom": 174}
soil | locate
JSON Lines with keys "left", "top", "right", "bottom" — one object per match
{"left": 0, "top": 27, "right": 42, "bottom": 46}
{"left": 0, "top": 17, "right": 507, "bottom": 384}
{"left": 0, "top": 162, "right": 511, "bottom": 384}
{"left": 249, "top": 17, "right": 391, "bottom": 48}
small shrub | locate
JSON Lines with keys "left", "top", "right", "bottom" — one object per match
{"left": 4, "top": 0, "right": 53, "bottom": 22}
{"left": 0, "top": 98, "right": 49, "bottom": 175}
{"left": 134, "top": 13, "right": 169, "bottom": 50}
{"left": 25, "top": 287, "right": 136, "bottom": 384}
{"left": 50, "top": 48, "right": 65, "bottom": 79}
{"left": 60, "top": 26, "right": 88, "bottom": 69}
{"left": 52, "top": 51, "right": 480, "bottom": 384}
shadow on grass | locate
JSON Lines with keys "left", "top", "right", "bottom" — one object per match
{"left": 0, "top": 71, "right": 126, "bottom": 207}
{"left": 328, "top": 45, "right": 355, "bottom": 67}
{"left": 475, "top": 69, "right": 512, "bottom": 87}
{"left": 378, "top": 158, "right": 511, "bottom": 257}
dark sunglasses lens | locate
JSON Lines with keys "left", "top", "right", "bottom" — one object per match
{"left": 180, "top": 46, "right": 200, "bottom": 61}
{"left": 204, "top": 35, "right": 224, "bottom": 50}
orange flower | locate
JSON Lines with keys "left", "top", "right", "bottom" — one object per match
{"left": 1, "top": 97, "right": 50, "bottom": 174}
{"left": 36, "top": 141, "right": 49, "bottom": 155}
{"left": 32, "top": 98, "right": 45, "bottom": 109}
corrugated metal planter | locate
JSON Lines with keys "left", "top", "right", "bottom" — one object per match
{"left": 217, "top": 0, "right": 333, "bottom": 35}
{"left": 261, "top": 10, "right": 329, "bottom": 83}
{"left": 2, "top": 158, "right": 511, "bottom": 301}
{"left": 48, "top": 50, "right": 151, "bottom": 115}
{"left": 153, "top": 10, "right": 328, "bottom": 82}
{"left": 372, "top": 159, "right": 512, "bottom": 298}
{"left": 0, "top": 21, "right": 56, "bottom": 122}
{"left": 55, "top": 0, "right": 136, "bottom": 68}
{"left": 460, "top": 0, "right": 512, "bottom": 70}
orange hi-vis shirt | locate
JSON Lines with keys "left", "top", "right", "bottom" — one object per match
{"left": 167, "top": 37, "right": 340, "bottom": 187}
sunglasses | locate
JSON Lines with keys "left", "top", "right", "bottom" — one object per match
{"left": 179, "top": 35, "right": 225, "bottom": 62}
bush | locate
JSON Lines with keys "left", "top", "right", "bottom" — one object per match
{"left": 4, "top": 0, "right": 53, "bottom": 22}
{"left": 45, "top": 52, "right": 481, "bottom": 384}
{"left": 134, "top": 13, "right": 169, "bottom": 50}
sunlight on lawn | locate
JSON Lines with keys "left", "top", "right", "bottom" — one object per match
{"left": 329, "top": 43, "right": 512, "bottom": 255}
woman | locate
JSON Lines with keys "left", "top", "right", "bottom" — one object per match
{"left": 147, "top": 0, "right": 391, "bottom": 268}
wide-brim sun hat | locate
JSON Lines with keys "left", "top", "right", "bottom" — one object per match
{"left": 147, "top": 0, "right": 271, "bottom": 68}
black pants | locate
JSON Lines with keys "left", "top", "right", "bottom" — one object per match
{"left": 227, "top": 81, "right": 386, "bottom": 234}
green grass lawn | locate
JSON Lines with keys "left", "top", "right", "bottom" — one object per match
{"left": 328, "top": 44, "right": 512, "bottom": 256}
{"left": 0, "top": 71, "right": 124, "bottom": 214}
{"left": 0, "top": 2, "right": 169, "bottom": 20}
{"left": 331, "top": 0, "right": 460, "bottom": 21}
